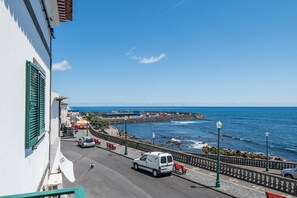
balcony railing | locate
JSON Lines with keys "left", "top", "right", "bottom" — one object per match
{"left": 0, "top": 186, "right": 85, "bottom": 198}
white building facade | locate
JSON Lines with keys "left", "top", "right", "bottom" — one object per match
{"left": 0, "top": 0, "right": 72, "bottom": 196}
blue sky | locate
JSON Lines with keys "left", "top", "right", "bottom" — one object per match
{"left": 52, "top": 0, "right": 297, "bottom": 106}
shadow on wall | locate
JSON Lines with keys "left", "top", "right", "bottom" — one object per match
{"left": 51, "top": 99, "right": 59, "bottom": 120}
{"left": 4, "top": 0, "right": 50, "bottom": 67}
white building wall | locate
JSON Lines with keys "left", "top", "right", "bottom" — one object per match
{"left": 0, "top": 1, "right": 52, "bottom": 195}
{"left": 50, "top": 92, "right": 61, "bottom": 174}
{"left": 61, "top": 104, "right": 68, "bottom": 124}
{"left": 30, "top": 0, "right": 51, "bottom": 49}
{"left": 51, "top": 92, "right": 60, "bottom": 146}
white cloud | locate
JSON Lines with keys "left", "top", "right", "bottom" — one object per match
{"left": 52, "top": 60, "right": 71, "bottom": 71}
{"left": 126, "top": 48, "right": 166, "bottom": 64}
{"left": 138, "top": 53, "right": 166, "bottom": 64}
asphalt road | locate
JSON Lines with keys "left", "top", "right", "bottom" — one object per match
{"left": 61, "top": 141, "right": 231, "bottom": 198}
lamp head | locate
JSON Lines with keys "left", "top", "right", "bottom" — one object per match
{"left": 265, "top": 131, "right": 269, "bottom": 137}
{"left": 124, "top": 116, "right": 128, "bottom": 121}
{"left": 216, "top": 121, "right": 222, "bottom": 129}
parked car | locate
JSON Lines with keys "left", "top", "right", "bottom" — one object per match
{"left": 281, "top": 167, "right": 297, "bottom": 179}
{"left": 133, "top": 152, "right": 174, "bottom": 177}
{"left": 78, "top": 136, "right": 95, "bottom": 148}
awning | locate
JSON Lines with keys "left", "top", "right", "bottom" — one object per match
{"left": 60, "top": 152, "right": 75, "bottom": 182}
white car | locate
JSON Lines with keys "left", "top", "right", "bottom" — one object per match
{"left": 78, "top": 136, "right": 95, "bottom": 148}
{"left": 133, "top": 152, "right": 174, "bottom": 177}
{"left": 281, "top": 167, "right": 297, "bottom": 179}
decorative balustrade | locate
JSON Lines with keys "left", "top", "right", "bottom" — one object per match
{"left": 192, "top": 153, "right": 297, "bottom": 170}
{"left": 90, "top": 126, "right": 297, "bottom": 196}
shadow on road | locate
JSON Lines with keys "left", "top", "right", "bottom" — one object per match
{"left": 130, "top": 167, "right": 173, "bottom": 178}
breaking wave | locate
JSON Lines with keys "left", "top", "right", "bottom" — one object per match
{"left": 188, "top": 140, "right": 208, "bottom": 149}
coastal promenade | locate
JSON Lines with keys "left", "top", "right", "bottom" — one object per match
{"left": 62, "top": 133, "right": 231, "bottom": 198}
{"left": 91, "top": 138, "right": 294, "bottom": 198}
{"left": 66, "top": 129, "right": 294, "bottom": 198}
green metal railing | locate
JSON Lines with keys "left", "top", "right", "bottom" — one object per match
{"left": 0, "top": 186, "right": 85, "bottom": 198}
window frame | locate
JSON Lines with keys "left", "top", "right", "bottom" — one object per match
{"left": 167, "top": 156, "right": 173, "bottom": 163}
{"left": 160, "top": 156, "right": 167, "bottom": 164}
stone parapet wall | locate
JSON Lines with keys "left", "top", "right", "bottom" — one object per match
{"left": 192, "top": 153, "right": 297, "bottom": 170}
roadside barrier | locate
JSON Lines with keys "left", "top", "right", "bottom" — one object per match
{"left": 265, "top": 192, "right": 287, "bottom": 198}
{"left": 173, "top": 163, "right": 188, "bottom": 174}
{"left": 89, "top": 126, "right": 297, "bottom": 196}
{"left": 94, "top": 138, "right": 101, "bottom": 145}
{"left": 106, "top": 142, "right": 116, "bottom": 150}
{"left": 193, "top": 153, "right": 297, "bottom": 170}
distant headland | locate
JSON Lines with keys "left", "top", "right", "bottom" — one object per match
{"left": 90, "top": 110, "right": 206, "bottom": 124}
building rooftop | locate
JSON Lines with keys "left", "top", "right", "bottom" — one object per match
{"left": 57, "top": 0, "right": 73, "bottom": 22}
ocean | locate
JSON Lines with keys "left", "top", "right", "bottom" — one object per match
{"left": 72, "top": 106, "right": 297, "bottom": 162}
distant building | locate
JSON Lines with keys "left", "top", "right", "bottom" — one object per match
{"left": 0, "top": 0, "right": 73, "bottom": 196}
{"left": 104, "top": 110, "right": 138, "bottom": 117}
{"left": 61, "top": 102, "right": 68, "bottom": 125}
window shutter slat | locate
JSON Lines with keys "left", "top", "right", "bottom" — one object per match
{"left": 39, "top": 73, "right": 45, "bottom": 133}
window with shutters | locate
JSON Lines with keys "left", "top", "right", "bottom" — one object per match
{"left": 25, "top": 61, "right": 45, "bottom": 149}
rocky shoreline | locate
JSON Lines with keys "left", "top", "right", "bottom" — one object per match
{"left": 202, "top": 146, "right": 284, "bottom": 161}
{"left": 103, "top": 125, "right": 285, "bottom": 161}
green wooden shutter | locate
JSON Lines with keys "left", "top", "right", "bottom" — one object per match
{"left": 25, "top": 61, "right": 39, "bottom": 149}
{"left": 39, "top": 73, "right": 45, "bottom": 134}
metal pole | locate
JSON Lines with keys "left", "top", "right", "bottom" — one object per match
{"left": 86, "top": 122, "right": 89, "bottom": 136}
{"left": 58, "top": 100, "right": 61, "bottom": 136}
{"left": 266, "top": 135, "right": 269, "bottom": 171}
{"left": 216, "top": 127, "right": 221, "bottom": 188}
{"left": 124, "top": 119, "right": 128, "bottom": 155}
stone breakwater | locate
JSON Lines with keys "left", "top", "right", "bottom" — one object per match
{"left": 101, "top": 112, "right": 205, "bottom": 125}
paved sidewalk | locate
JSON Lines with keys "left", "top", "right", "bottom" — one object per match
{"left": 62, "top": 131, "right": 293, "bottom": 198}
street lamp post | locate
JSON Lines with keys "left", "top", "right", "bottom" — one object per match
{"left": 216, "top": 121, "right": 222, "bottom": 188}
{"left": 152, "top": 131, "right": 155, "bottom": 145}
{"left": 86, "top": 113, "right": 89, "bottom": 136}
{"left": 124, "top": 117, "right": 128, "bottom": 155}
{"left": 86, "top": 121, "right": 89, "bottom": 136}
{"left": 265, "top": 131, "right": 269, "bottom": 172}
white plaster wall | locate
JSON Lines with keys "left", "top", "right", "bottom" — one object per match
{"left": 0, "top": 1, "right": 52, "bottom": 195}
{"left": 51, "top": 92, "right": 60, "bottom": 146}
{"left": 29, "top": 0, "right": 51, "bottom": 49}
{"left": 50, "top": 92, "right": 61, "bottom": 174}
{"left": 61, "top": 104, "right": 68, "bottom": 124}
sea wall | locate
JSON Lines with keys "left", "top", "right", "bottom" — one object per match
{"left": 103, "top": 112, "right": 205, "bottom": 124}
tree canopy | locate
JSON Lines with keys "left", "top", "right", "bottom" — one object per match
{"left": 84, "top": 112, "right": 109, "bottom": 129}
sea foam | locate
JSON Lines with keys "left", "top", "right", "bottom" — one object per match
{"left": 171, "top": 121, "right": 196, "bottom": 124}
{"left": 190, "top": 141, "right": 208, "bottom": 149}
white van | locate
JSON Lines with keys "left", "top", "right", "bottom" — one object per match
{"left": 133, "top": 152, "right": 174, "bottom": 177}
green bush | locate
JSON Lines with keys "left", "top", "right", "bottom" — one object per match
{"left": 82, "top": 112, "right": 109, "bottom": 130}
